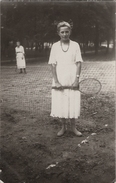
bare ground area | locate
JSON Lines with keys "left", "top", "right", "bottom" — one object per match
{"left": 1, "top": 60, "right": 115, "bottom": 183}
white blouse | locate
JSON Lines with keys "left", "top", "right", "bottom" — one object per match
{"left": 48, "top": 40, "right": 83, "bottom": 65}
{"left": 15, "top": 46, "right": 25, "bottom": 54}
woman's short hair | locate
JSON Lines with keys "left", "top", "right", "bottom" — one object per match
{"left": 57, "top": 21, "right": 71, "bottom": 31}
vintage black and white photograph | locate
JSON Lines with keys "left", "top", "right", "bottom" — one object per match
{"left": 1, "top": 1, "right": 115, "bottom": 183}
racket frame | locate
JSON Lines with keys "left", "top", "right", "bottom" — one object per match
{"left": 52, "top": 78, "right": 102, "bottom": 95}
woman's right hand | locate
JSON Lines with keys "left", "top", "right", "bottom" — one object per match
{"left": 55, "top": 81, "right": 62, "bottom": 89}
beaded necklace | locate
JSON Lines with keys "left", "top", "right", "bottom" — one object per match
{"left": 60, "top": 40, "right": 70, "bottom": 52}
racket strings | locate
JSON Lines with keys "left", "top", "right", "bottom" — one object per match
{"left": 79, "top": 79, "right": 101, "bottom": 95}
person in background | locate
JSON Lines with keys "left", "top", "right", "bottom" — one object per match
{"left": 48, "top": 21, "right": 83, "bottom": 137}
{"left": 15, "top": 41, "right": 26, "bottom": 74}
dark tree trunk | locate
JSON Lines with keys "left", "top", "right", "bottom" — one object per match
{"left": 31, "top": 43, "right": 33, "bottom": 51}
{"left": 41, "top": 42, "right": 44, "bottom": 51}
{"left": 112, "top": 29, "right": 115, "bottom": 53}
{"left": 94, "top": 22, "right": 99, "bottom": 55}
{"left": 35, "top": 42, "right": 39, "bottom": 51}
{"left": 106, "top": 29, "right": 111, "bottom": 53}
{"left": 113, "top": 39, "right": 115, "bottom": 52}
{"left": 83, "top": 35, "right": 86, "bottom": 55}
{"left": 106, "top": 38, "right": 110, "bottom": 53}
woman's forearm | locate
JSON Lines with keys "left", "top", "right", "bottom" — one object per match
{"left": 73, "top": 62, "right": 81, "bottom": 84}
{"left": 76, "top": 62, "right": 81, "bottom": 76}
{"left": 51, "top": 64, "right": 59, "bottom": 83}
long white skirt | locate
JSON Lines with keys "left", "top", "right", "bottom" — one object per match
{"left": 50, "top": 64, "right": 81, "bottom": 119}
{"left": 16, "top": 53, "right": 26, "bottom": 69}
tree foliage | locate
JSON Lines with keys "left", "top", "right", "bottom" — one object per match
{"left": 1, "top": 2, "right": 115, "bottom": 55}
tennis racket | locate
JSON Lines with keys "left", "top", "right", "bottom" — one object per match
{"left": 52, "top": 78, "right": 102, "bottom": 95}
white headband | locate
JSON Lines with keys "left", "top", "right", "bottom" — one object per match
{"left": 57, "top": 21, "right": 71, "bottom": 30}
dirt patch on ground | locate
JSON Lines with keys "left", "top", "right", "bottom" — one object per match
{"left": 1, "top": 62, "right": 115, "bottom": 183}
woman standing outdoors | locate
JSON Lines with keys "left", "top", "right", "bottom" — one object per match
{"left": 48, "top": 21, "right": 83, "bottom": 137}
{"left": 15, "top": 41, "right": 26, "bottom": 74}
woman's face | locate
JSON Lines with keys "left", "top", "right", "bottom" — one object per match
{"left": 16, "top": 42, "right": 20, "bottom": 47}
{"left": 58, "top": 26, "right": 71, "bottom": 42}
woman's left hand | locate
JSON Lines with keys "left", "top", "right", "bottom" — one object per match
{"left": 72, "top": 78, "right": 79, "bottom": 89}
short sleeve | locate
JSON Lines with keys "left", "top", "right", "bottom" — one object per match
{"left": 75, "top": 44, "right": 83, "bottom": 63}
{"left": 48, "top": 44, "right": 57, "bottom": 64}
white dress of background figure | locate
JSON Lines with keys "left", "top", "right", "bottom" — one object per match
{"left": 15, "top": 46, "right": 26, "bottom": 69}
{"left": 48, "top": 40, "right": 83, "bottom": 119}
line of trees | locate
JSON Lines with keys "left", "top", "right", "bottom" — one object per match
{"left": 1, "top": 2, "right": 115, "bottom": 58}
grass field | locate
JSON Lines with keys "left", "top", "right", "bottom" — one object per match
{"left": 1, "top": 58, "right": 115, "bottom": 183}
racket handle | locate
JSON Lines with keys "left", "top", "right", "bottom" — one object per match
{"left": 52, "top": 86, "right": 79, "bottom": 90}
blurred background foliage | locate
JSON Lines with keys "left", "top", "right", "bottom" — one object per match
{"left": 1, "top": 2, "right": 115, "bottom": 60}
